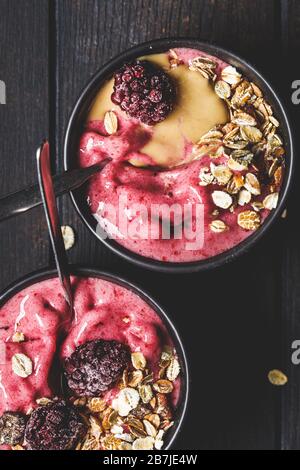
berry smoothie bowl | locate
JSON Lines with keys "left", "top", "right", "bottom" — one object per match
{"left": 0, "top": 267, "right": 188, "bottom": 450}
{"left": 65, "top": 39, "right": 293, "bottom": 272}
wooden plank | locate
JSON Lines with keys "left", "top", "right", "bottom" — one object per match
{"left": 281, "top": 0, "right": 300, "bottom": 53}
{"left": 0, "top": 0, "right": 49, "bottom": 290}
{"left": 279, "top": 0, "right": 300, "bottom": 451}
{"left": 55, "top": 0, "right": 281, "bottom": 449}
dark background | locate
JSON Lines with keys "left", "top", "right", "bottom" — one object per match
{"left": 0, "top": 0, "right": 300, "bottom": 450}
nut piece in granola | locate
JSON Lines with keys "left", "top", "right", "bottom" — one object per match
{"left": 237, "top": 210, "right": 261, "bottom": 231}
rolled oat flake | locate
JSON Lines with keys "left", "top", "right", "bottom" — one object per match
{"left": 12, "top": 353, "right": 33, "bottom": 378}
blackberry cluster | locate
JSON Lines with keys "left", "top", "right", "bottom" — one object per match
{"left": 64, "top": 339, "right": 130, "bottom": 397}
{"left": 0, "top": 411, "right": 26, "bottom": 446}
{"left": 111, "top": 60, "right": 176, "bottom": 125}
{"left": 24, "top": 400, "right": 86, "bottom": 450}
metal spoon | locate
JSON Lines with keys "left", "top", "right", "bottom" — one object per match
{"left": 37, "top": 140, "right": 74, "bottom": 310}
{"left": 0, "top": 159, "right": 111, "bottom": 222}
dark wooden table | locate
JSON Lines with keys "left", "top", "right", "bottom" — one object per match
{"left": 0, "top": 0, "right": 300, "bottom": 450}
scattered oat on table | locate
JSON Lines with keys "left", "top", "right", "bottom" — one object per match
{"left": 61, "top": 225, "right": 75, "bottom": 250}
{"left": 281, "top": 209, "right": 288, "bottom": 219}
{"left": 268, "top": 369, "right": 288, "bottom": 386}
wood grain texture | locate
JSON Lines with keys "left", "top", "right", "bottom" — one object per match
{"left": 54, "top": 0, "right": 286, "bottom": 449}
{"left": 281, "top": 0, "right": 300, "bottom": 53}
{"left": 0, "top": 0, "right": 50, "bottom": 290}
{"left": 279, "top": 0, "right": 300, "bottom": 451}
{"left": 0, "top": 0, "right": 299, "bottom": 450}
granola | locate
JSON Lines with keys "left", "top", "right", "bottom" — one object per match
{"left": 189, "top": 57, "right": 285, "bottom": 232}
{"left": 66, "top": 348, "right": 180, "bottom": 450}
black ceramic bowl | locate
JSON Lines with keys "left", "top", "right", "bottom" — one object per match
{"left": 64, "top": 38, "right": 294, "bottom": 273}
{"left": 0, "top": 266, "right": 189, "bottom": 450}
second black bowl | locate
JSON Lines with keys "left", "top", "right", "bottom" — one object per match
{"left": 0, "top": 266, "right": 189, "bottom": 450}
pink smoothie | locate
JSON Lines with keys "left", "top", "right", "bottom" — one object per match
{"left": 0, "top": 276, "right": 180, "bottom": 420}
{"left": 78, "top": 48, "right": 281, "bottom": 263}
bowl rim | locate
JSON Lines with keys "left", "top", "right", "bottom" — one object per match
{"left": 64, "top": 37, "right": 294, "bottom": 273}
{"left": 0, "top": 265, "right": 190, "bottom": 450}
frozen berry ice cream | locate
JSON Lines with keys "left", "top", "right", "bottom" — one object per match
{"left": 0, "top": 275, "right": 182, "bottom": 450}
{"left": 78, "top": 48, "right": 285, "bottom": 263}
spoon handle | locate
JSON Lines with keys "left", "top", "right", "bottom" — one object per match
{"left": 37, "top": 140, "right": 73, "bottom": 309}
{"left": 0, "top": 160, "right": 111, "bottom": 223}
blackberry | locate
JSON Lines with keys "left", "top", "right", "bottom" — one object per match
{"left": 111, "top": 60, "right": 176, "bottom": 125}
{"left": 0, "top": 411, "right": 26, "bottom": 446}
{"left": 64, "top": 339, "right": 130, "bottom": 397}
{"left": 24, "top": 400, "right": 87, "bottom": 450}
